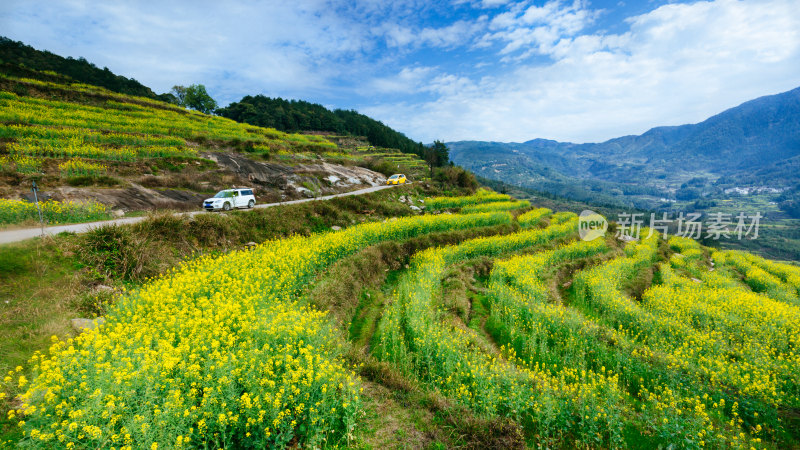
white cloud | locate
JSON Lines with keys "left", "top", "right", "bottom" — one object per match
{"left": 0, "top": 0, "right": 375, "bottom": 103}
{"left": 481, "top": 0, "right": 513, "bottom": 7}
{"left": 453, "top": 0, "right": 515, "bottom": 9}
{"left": 425, "top": 74, "right": 477, "bottom": 96}
{"left": 366, "top": 0, "right": 800, "bottom": 143}
{"left": 520, "top": 2, "right": 567, "bottom": 25}
{"left": 369, "top": 66, "right": 436, "bottom": 93}
{"left": 417, "top": 19, "right": 485, "bottom": 48}
{"left": 383, "top": 24, "right": 418, "bottom": 48}
{"left": 1, "top": 0, "right": 798, "bottom": 145}
{"left": 483, "top": 0, "right": 598, "bottom": 58}
{"left": 382, "top": 17, "right": 488, "bottom": 50}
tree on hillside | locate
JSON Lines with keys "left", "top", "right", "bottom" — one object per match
{"left": 432, "top": 140, "right": 450, "bottom": 166}
{"left": 169, "top": 84, "right": 217, "bottom": 114}
{"left": 185, "top": 84, "right": 218, "bottom": 114}
{"left": 169, "top": 85, "right": 187, "bottom": 106}
{"left": 424, "top": 140, "right": 451, "bottom": 176}
{"left": 155, "top": 92, "right": 179, "bottom": 105}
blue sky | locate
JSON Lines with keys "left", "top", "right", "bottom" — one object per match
{"left": 1, "top": 0, "right": 799, "bottom": 143}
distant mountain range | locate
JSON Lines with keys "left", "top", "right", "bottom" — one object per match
{"left": 448, "top": 86, "right": 800, "bottom": 210}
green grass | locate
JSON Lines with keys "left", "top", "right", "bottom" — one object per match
{"left": 0, "top": 242, "right": 75, "bottom": 375}
{"left": 0, "top": 238, "right": 88, "bottom": 442}
{"left": 348, "top": 289, "right": 384, "bottom": 348}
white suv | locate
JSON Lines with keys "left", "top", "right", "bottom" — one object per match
{"left": 203, "top": 188, "right": 256, "bottom": 211}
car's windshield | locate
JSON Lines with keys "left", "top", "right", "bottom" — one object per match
{"left": 213, "top": 190, "right": 234, "bottom": 198}
{"left": 389, "top": 175, "right": 398, "bottom": 179}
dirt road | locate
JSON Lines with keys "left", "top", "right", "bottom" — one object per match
{"left": 0, "top": 184, "right": 394, "bottom": 245}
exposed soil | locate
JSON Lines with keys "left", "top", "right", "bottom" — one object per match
{"left": 204, "top": 151, "right": 385, "bottom": 198}
{"left": 48, "top": 184, "right": 206, "bottom": 211}
{"left": 6, "top": 151, "right": 387, "bottom": 213}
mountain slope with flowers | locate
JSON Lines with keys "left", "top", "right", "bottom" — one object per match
{"left": 0, "top": 42, "right": 799, "bottom": 450}
{"left": 3, "top": 189, "right": 800, "bottom": 448}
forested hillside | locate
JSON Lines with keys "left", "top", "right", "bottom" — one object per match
{"left": 218, "top": 95, "right": 426, "bottom": 155}
{"left": 0, "top": 37, "right": 156, "bottom": 98}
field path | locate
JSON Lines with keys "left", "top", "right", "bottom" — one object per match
{"left": 0, "top": 184, "right": 394, "bottom": 244}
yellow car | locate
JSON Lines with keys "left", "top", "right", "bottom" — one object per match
{"left": 386, "top": 174, "right": 407, "bottom": 185}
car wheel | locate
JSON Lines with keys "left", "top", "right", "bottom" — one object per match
{"left": 223, "top": 202, "right": 231, "bottom": 211}
{"left": 248, "top": 200, "right": 255, "bottom": 209}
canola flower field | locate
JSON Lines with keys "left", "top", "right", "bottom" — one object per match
{"left": 0, "top": 88, "right": 335, "bottom": 166}
{"left": 425, "top": 188, "right": 511, "bottom": 210}
{"left": 6, "top": 191, "right": 800, "bottom": 448}
{"left": 460, "top": 199, "right": 531, "bottom": 214}
{"left": 11, "top": 211, "right": 512, "bottom": 448}
{"left": 0, "top": 198, "right": 110, "bottom": 225}
{"left": 0, "top": 75, "right": 342, "bottom": 226}
{"left": 57, "top": 159, "right": 106, "bottom": 177}
{"left": 517, "top": 206, "right": 551, "bottom": 227}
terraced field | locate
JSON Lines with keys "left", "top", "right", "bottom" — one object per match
{"left": 5, "top": 191, "right": 799, "bottom": 448}
{"left": 0, "top": 74, "right": 340, "bottom": 226}
{"left": 353, "top": 147, "right": 431, "bottom": 181}
{"left": 0, "top": 77, "right": 337, "bottom": 161}
{"left": 0, "top": 73, "right": 432, "bottom": 228}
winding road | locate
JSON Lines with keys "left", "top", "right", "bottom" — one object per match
{"left": 0, "top": 184, "right": 394, "bottom": 245}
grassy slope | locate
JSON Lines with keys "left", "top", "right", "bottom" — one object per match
{"left": 0, "top": 71, "right": 431, "bottom": 225}
{"left": 0, "top": 242, "right": 81, "bottom": 375}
